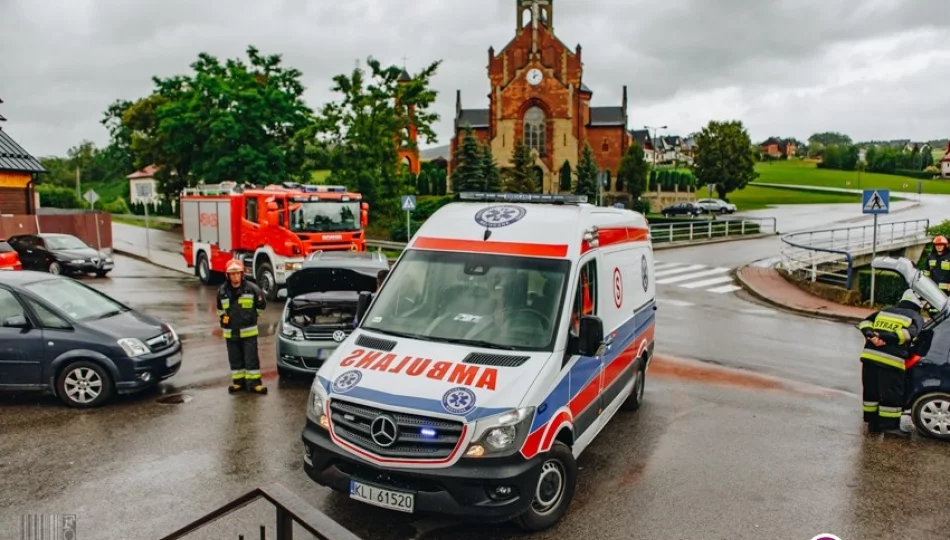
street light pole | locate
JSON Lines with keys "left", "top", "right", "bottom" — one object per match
{"left": 644, "top": 125, "right": 667, "bottom": 169}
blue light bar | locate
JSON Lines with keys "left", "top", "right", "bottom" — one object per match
{"left": 420, "top": 427, "right": 437, "bottom": 438}
{"left": 457, "top": 192, "right": 588, "bottom": 204}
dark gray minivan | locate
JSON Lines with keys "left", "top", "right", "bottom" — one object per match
{"left": 0, "top": 271, "right": 182, "bottom": 407}
{"left": 276, "top": 251, "right": 389, "bottom": 378}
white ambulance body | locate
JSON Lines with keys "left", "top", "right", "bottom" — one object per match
{"left": 301, "top": 193, "right": 656, "bottom": 531}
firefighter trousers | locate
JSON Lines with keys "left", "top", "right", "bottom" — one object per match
{"left": 862, "top": 360, "right": 904, "bottom": 431}
{"left": 226, "top": 337, "right": 261, "bottom": 386}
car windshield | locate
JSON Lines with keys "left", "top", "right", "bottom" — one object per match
{"left": 22, "top": 278, "right": 129, "bottom": 321}
{"left": 361, "top": 249, "right": 570, "bottom": 351}
{"left": 45, "top": 235, "right": 89, "bottom": 250}
{"left": 0, "top": 241, "right": 12, "bottom": 252}
{"left": 289, "top": 201, "right": 360, "bottom": 233}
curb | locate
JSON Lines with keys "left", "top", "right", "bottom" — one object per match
{"left": 734, "top": 261, "right": 865, "bottom": 324}
{"left": 654, "top": 232, "right": 776, "bottom": 250}
{"left": 113, "top": 247, "right": 194, "bottom": 276}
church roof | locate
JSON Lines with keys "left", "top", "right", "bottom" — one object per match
{"left": 579, "top": 82, "right": 592, "bottom": 93}
{"left": 0, "top": 128, "right": 46, "bottom": 173}
{"left": 458, "top": 109, "right": 490, "bottom": 128}
{"left": 629, "top": 129, "right": 652, "bottom": 148}
{"left": 588, "top": 107, "right": 625, "bottom": 127}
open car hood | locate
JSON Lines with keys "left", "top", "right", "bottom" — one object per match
{"left": 871, "top": 256, "right": 949, "bottom": 314}
{"left": 285, "top": 267, "right": 379, "bottom": 298}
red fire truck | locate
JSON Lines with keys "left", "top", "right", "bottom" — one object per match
{"left": 181, "top": 182, "right": 368, "bottom": 300}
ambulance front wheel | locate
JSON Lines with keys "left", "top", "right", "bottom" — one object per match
{"left": 515, "top": 441, "right": 577, "bottom": 532}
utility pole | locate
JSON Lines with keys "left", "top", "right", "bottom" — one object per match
{"left": 645, "top": 125, "right": 667, "bottom": 169}
{"left": 75, "top": 166, "right": 81, "bottom": 199}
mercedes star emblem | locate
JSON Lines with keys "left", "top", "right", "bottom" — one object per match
{"left": 332, "top": 330, "right": 347, "bottom": 342}
{"left": 370, "top": 415, "right": 399, "bottom": 448}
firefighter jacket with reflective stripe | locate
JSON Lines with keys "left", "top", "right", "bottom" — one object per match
{"left": 856, "top": 305, "right": 923, "bottom": 371}
{"left": 216, "top": 279, "right": 266, "bottom": 340}
{"left": 924, "top": 250, "right": 950, "bottom": 291}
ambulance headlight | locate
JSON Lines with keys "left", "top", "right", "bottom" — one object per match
{"left": 307, "top": 380, "right": 330, "bottom": 429}
{"left": 464, "top": 407, "right": 535, "bottom": 458}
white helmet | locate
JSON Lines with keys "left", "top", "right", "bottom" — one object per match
{"left": 901, "top": 289, "right": 922, "bottom": 307}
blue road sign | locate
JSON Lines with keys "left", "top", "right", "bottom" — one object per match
{"left": 401, "top": 195, "right": 416, "bottom": 211}
{"left": 613, "top": 203, "right": 625, "bottom": 209}
{"left": 862, "top": 189, "right": 889, "bottom": 214}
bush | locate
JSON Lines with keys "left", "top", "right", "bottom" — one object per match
{"left": 102, "top": 197, "right": 130, "bottom": 214}
{"left": 413, "top": 195, "right": 453, "bottom": 220}
{"left": 36, "top": 185, "right": 84, "bottom": 208}
{"left": 388, "top": 219, "right": 425, "bottom": 242}
{"left": 857, "top": 269, "right": 906, "bottom": 305}
{"left": 632, "top": 199, "right": 651, "bottom": 214}
{"left": 891, "top": 169, "right": 934, "bottom": 180}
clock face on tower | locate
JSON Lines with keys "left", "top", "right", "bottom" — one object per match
{"left": 526, "top": 68, "right": 543, "bottom": 86}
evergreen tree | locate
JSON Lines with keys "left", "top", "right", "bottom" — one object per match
{"left": 504, "top": 138, "right": 537, "bottom": 193}
{"left": 618, "top": 141, "right": 650, "bottom": 200}
{"left": 481, "top": 143, "right": 503, "bottom": 192}
{"left": 575, "top": 142, "right": 599, "bottom": 202}
{"left": 453, "top": 124, "right": 484, "bottom": 191}
{"left": 415, "top": 170, "right": 428, "bottom": 195}
{"left": 558, "top": 160, "right": 572, "bottom": 191}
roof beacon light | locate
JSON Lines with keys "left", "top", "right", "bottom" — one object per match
{"left": 457, "top": 192, "right": 588, "bottom": 204}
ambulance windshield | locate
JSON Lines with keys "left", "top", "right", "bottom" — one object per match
{"left": 289, "top": 201, "right": 360, "bottom": 233}
{"left": 361, "top": 249, "right": 570, "bottom": 351}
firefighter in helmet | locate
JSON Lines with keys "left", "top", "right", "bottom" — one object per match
{"left": 217, "top": 259, "right": 267, "bottom": 394}
{"left": 856, "top": 289, "right": 926, "bottom": 437}
{"left": 924, "top": 235, "right": 950, "bottom": 294}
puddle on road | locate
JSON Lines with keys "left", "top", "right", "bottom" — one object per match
{"left": 157, "top": 393, "right": 193, "bottom": 404}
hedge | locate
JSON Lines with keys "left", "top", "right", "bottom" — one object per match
{"left": 857, "top": 270, "right": 906, "bottom": 305}
{"left": 891, "top": 169, "right": 936, "bottom": 180}
{"left": 36, "top": 185, "right": 84, "bottom": 208}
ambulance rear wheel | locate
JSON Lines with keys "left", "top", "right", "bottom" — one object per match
{"left": 515, "top": 441, "right": 577, "bottom": 532}
{"left": 256, "top": 262, "right": 277, "bottom": 302}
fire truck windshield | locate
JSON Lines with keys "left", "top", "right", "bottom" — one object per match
{"left": 288, "top": 201, "right": 361, "bottom": 233}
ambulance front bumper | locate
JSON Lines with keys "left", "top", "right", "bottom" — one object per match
{"left": 301, "top": 422, "right": 542, "bottom": 522}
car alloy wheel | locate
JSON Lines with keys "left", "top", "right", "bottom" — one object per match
{"left": 913, "top": 393, "right": 950, "bottom": 439}
{"left": 48, "top": 261, "right": 61, "bottom": 274}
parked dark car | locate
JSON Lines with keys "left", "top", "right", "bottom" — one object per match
{"left": 872, "top": 257, "right": 950, "bottom": 440}
{"left": 0, "top": 241, "right": 22, "bottom": 271}
{"left": 276, "top": 251, "right": 389, "bottom": 378}
{"left": 660, "top": 202, "right": 702, "bottom": 217}
{"left": 0, "top": 271, "right": 181, "bottom": 407}
{"left": 7, "top": 233, "right": 113, "bottom": 277}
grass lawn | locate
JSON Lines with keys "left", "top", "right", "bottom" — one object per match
{"left": 111, "top": 216, "right": 180, "bottom": 232}
{"left": 728, "top": 184, "right": 866, "bottom": 210}
{"left": 754, "top": 159, "right": 949, "bottom": 193}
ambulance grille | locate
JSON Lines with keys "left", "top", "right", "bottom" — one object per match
{"left": 462, "top": 353, "right": 531, "bottom": 367}
{"left": 355, "top": 335, "right": 397, "bottom": 351}
{"left": 329, "top": 399, "right": 464, "bottom": 460}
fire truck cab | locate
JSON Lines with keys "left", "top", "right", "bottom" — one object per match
{"left": 181, "top": 182, "right": 368, "bottom": 301}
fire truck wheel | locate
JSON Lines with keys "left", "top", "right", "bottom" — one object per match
{"left": 256, "top": 262, "right": 277, "bottom": 301}
{"left": 196, "top": 252, "right": 222, "bottom": 285}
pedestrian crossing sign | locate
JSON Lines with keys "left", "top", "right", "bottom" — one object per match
{"left": 862, "top": 189, "right": 889, "bottom": 214}
{"left": 401, "top": 195, "right": 416, "bottom": 211}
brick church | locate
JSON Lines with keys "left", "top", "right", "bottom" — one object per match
{"left": 449, "top": 0, "right": 630, "bottom": 194}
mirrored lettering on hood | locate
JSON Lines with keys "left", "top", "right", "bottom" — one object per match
{"left": 338, "top": 348, "right": 498, "bottom": 391}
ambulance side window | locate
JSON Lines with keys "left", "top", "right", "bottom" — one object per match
{"left": 571, "top": 259, "right": 598, "bottom": 336}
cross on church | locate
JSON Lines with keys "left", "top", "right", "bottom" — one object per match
{"left": 522, "top": 0, "right": 549, "bottom": 54}
{"left": 401, "top": 55, "right": 408, "bottom": 68}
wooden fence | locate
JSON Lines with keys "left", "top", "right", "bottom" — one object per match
{"left": 0, "top": 212, "right": 112, "bottom": 249}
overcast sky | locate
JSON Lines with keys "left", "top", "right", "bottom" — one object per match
{"left": 2, "top": 0, "right": 948, "bottom": 158}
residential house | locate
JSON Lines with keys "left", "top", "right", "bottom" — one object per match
{"left": 760, "top": 137, "right": 797, "bottom": 158}
{"left": 127, "top": 165, "right": 161, "bottom": 205}
{"left": 0, "top": 98, "right": 45, "bottom": 214}
{"left": 628, "top": 129, "right": 656, "bottom": 164}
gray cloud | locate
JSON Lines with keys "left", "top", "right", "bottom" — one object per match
{"left": 1, "top": 0, "right": 947, "bottom": 158}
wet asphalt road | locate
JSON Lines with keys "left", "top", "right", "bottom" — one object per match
{"left": 4, "top": 206, "right": 950, "bottom": 539}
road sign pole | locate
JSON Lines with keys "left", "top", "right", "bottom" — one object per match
{"left": 144, "top": 202, "right": 151, "bottom": 258}
{"left": 870, "top": 214, "right": 878, "bottom": 306}
{"left": 406, "top": 210, "right": 411, "bottom": 240}
{"left": 92, "top": 200, "right": 102, "bottom": 252}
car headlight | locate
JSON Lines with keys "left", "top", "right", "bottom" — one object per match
{"left": 280, "top": 322, "right": 304, "bottom": 340}
{"left": 464, "top": 407, "right": 535, "bottom": 458}
{"left": 307, "top": 380, "right": 330, "bottom": 429}
{"left": 163, "top": 323, "right": 178, "bottom": 342}
{"left": 118, "top": 338, "right": 149, "bottom": 357}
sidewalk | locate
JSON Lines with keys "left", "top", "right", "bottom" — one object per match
{"left": 736, "top": 263, "right": 873, "bottom": 323}
{"left": 112, "top": 222, "right": 192, "bottom": 275}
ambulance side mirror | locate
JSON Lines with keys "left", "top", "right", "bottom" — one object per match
{"left": 355, "top": 291, "right": 373, "bottom": 324}
{"left": 577, "top": 316, "right": 604, "bottom": 357}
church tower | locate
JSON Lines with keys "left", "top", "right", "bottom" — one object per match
{"left": 450, "top": 0, "right": 629, "bottom": 194}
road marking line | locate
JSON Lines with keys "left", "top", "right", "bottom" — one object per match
{"left": 680, "top": 276, "right": 734, "bottom": 289}
{"left": 657, "top": 268, "right": 730, "bottom": 284}
{"left": 654, "top": 264, "right": 706, "bottom": 277}
{"left": 708, "top": 284, "right": 743, "bottom": 293}
{"left": 656, "top": 298, "right": 695, "bottom": 307}
{"left": 653, "top": 262, "right": 685, "bottom": 271}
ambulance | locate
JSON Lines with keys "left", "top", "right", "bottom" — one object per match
{"left": 301, "top": 192, "right": 656, "bottom": 531}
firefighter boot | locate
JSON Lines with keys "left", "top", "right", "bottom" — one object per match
{"left": 249, "top": 383, "right": 268, "bottom": 395}
{"left": 882, "top": 428, "right": 911, "bottom": 439}
{"left": 867, "top": 419, "right": 883, "bottom": 434}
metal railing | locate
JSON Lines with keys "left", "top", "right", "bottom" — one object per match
{"left": 648, "top": 217, "right": 777, "bottom": 244}
{"left": 779, "top": 219, "right": 930, "bottom": 289}
{"left": 157, "top": 483, "right": 362, "bottom": 540}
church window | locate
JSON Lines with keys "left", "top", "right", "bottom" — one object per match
{"left": 524, "top": 106, "right": 546, "bottom": 156}
{"left": 563, "top": 133, "right": 567, "bottom": 146}
{"left": 601, "top": 138, "right": 609, "bottom": 152}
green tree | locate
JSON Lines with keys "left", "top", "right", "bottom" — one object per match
{"left": 452, "top": 124, "right": 483, "bottom": 191}
{"left": 558, "top": 160, "right": 572, "bottom": 191}
{"left": 317, "top": 57, "right": 441, "bottom": 211}
{"left": 692, "top": 120, "right": 758, "bottom": 200}
{"left": 618, "top": 141, "right": 650, "bottom": 200}
{"left": 574, "top": 142, "right": 599, "bottom": 202}
{"left": 504, "top": 138, "right": 537, "bottom": 193}
{"left": 416, "top": 167, "right": 430, "bottom": 195}
{"left": 481, "top": 143, "right": 503, "bottom": 192}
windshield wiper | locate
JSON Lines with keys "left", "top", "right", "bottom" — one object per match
{"left": 435, "top": 337, "right": 519, "bottom": 351}
{"left": 364, "top": 328, "right": 427, "bottom": 341}
{"left": 96, "top": 310, "right": 123, "bottom": 320}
